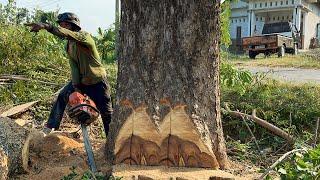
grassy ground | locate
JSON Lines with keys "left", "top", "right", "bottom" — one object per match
{"left": 225, "top": 49, "right": 320, "bottom": 69}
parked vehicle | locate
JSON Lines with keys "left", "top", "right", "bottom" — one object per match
{"left": 242, "top": 22, "right": 300, "bottom": 59}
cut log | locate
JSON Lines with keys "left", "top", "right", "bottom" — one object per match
{"left": 107, "top": 0, "right": 228, "bottom": 169}
{"left": 0, "top": 101, "right": 38, "bottom": 118}
{"left": 0, "top": 117, "right": 29, "bottom": 178}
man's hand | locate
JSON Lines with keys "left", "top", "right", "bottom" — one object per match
{"left": 24, "top": 22, "right": 51, "bottom": 32}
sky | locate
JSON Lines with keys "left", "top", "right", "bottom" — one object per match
{"left": 0, "top": 0, "right": 116, "bottom": 34}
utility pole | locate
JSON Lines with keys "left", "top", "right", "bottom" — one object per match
{"left": 115, "top": 0, "right": 120, "bottom": 62}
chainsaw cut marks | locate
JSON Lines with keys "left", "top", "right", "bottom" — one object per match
{"left": 115, "top": 105, "right": 219, "bottom": 168}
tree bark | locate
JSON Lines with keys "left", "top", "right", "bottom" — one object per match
{"left": 0, "top": 117, "right": 29, "bottom": 179}
{"left": 107, "top": 0, "right": 228, "bottom": 169}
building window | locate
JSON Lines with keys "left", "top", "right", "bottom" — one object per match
{"left": 273, "top": 17, "right": 276, "bottom": 21}
{"left": 265, "top": 2, "right": 268, "bottom": 7}
{"left": 286, "top": 0, "right": 288, "bottom": 5}
{"left": 278, "top": 16, "right": 280, "bottom": 20}
{"left": 243, "top": 18, "right": 246, "bottom": 22}
{"left": 260, "top": 3, "right": 262, "bottom": 7}
{"left": 282, "top": 16, "right": 285, "bottom": 20}
{"left": 287, "top": 16, "right": 289, "bottom": 19}
{"left": 292, "top": 0, "right": 294, "bottom": 4}
{"left": 255, "top": 3, "right": 257, "bottom": 8}
{"left": 240, "top": 19, "right": 242, "bottom": 22}
{"left": 270, "top": 2, "right": 273, "bottom": 6}
{"left": 256, "top": 17, "right": 259, "bottom": 21}
{"left": 275, "top": 1, "right": 278, "bottom": 6}
{"left": 235, "top": 19, "right": 237, "bottom": 23}
{"left": 281, "top": 1, "right": 283, "bottom": 5}
{"left": 260, "top": 17, "right": 263, "bottom": 21}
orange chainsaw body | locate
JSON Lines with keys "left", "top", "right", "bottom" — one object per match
{"left": 67, "top": 92, "right": 100, "bottom": 125}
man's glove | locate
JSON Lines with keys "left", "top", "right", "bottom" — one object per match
{"left": 24, "top": 22, "right": 52, "bottom": 32}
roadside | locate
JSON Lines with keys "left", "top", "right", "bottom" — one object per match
{"left": 239, "top": 66, "right": 320, "bottom": 84}
{"left": 226, "top": 48, "right": 320, "bottom": 69}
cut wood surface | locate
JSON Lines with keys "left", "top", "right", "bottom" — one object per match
{"left": 0, "top": 117, "right": 29, "bottom": 179}
{"left": 115, "top": 105, "right": 219, "bottom": 168}
{"left": 0, "top": 101, "right": 38, "bottom": 118}
{"left": 224, "top": 105, "right": 294, "bottom": 143}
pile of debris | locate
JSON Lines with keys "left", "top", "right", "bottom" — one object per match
{"left": 0, "top": 101, "right": 109, "bottom": 179}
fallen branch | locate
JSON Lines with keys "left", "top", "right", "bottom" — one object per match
{"left": 223, "top": 103, "right": 294, "bottom": 143}
{"left": 313, "top": 118, "right": 320, "bottom": 147}
{"left": 0, "top": 75, "right": 61, "bottom": 86}
{"left": 241, "top": 116, "right": 261, "bottom": 152}
{"left": 258, "top": 148, "right": 308, "bottom": 179}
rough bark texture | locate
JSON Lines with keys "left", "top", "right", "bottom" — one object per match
{"left": 107, "top": 0, "right": 228, "bottom": 169}
{"left": 0, "top": 117, "right": 29, "bottom": 179}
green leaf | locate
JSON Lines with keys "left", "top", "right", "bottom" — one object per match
{"left": 278, "top": 168, "right": 287, "bottom": 175}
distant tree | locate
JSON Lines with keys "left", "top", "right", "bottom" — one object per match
{"left": 32, "top": 9, "right": 59, "bottom": 25}
{"left": 94, "top": 27, "right": 116, "bottom": 64}
{"left": 220, "top": 0, "right": 232, "bottom": 48}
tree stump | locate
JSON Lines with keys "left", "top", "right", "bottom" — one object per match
{"left": 0, "top": 117, "right": 29, "bottom": 179}
{"left": 107, "top": 0, "right": 228, "bottom": 169}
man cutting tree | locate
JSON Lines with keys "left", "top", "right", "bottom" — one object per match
{"left": 25, "top": 12, "right": 113, "bottom": 136}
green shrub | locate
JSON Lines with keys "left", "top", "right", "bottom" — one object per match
{"left": 276, "top": 146, "right": 320, "bottom": 179}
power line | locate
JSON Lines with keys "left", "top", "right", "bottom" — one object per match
{"left": 19, "top": 0, "right": 61, "bottom": 11}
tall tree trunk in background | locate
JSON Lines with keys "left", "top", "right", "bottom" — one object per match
{"left": 107, "top": 0, "right": 229, "bottom": 169}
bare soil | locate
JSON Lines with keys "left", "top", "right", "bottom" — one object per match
{"left": 7, "top": 108, "right": 262, "bottom": 180}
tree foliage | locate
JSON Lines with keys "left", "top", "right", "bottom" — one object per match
{"left": 220, "top": 0, "right": 232, "bottom": 48}
{"left": 94, "top": 27, "right": 116, "bottom": 64}
{"left": 0, "top": 1, "right": 117, "bottom": 106}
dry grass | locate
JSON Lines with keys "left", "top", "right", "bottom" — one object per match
{"left": 225, "top": 49, "right": 320, "bottom": 69}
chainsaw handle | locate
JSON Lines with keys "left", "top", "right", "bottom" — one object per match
{"left": 68, "top": 104, "right": 100, "bottom": 115}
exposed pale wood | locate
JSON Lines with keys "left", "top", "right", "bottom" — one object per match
{"left": 209, "top": 177, "right": 235, "bottom": 180}
{"left": 115, "top": 105, "right": 219, "bottom": 168}
{"left": 113, "top": 164, "right": 238, "bottom": 180}
{"left": 0, "top": 101, "right": 38, "bottom": 118}
{"left": 15, "top": 119, "right": 32, "bottom": 127}
{"left": 138, "top": 175, "right": 154, "bottom": 180}
{"left": 224, "top": 104, "right": 294, "bottom": 143}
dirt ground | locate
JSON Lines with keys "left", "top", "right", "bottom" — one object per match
{"left": 13, "top": 132, "right": 261, "bottom": 180}
{"left": 1, "top": 108, "right": 262, "bottom": 180}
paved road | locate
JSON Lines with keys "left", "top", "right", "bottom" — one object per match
{"left": 238, "top": 66, "right": 320, "bottom": 84}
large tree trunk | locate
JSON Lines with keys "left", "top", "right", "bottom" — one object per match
{"left": 0, "top": 117, "right": 29, "bottom": 179}
{"left": 107, "top": 0, "right": 228, "bottom": 169}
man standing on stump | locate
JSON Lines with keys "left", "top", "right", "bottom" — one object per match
{"left": 25, "top": 12, "right": 113, "bottom": 136}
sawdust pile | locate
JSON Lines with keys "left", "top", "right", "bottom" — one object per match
{"left": 18, "top": 133, "right": 108, "bottom": 179}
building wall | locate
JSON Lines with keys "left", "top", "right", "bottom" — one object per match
{"left": 303, "top": 10, "right": 320, "bottom": 48}
{"left": 249, "top": 0, "right": 297, "bottom": 10}
{"left": 230, "top": 11, "right": 249, "bottom": 39}
{"left": 230, "top": 0, "right": 320, "bottom": 50}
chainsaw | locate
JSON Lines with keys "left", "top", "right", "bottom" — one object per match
{"left": 67, "top": 91, "right": 99, "bottom": 173}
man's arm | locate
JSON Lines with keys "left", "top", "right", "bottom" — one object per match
{"left": 48, "top": 26, "right": 91, "bottom": 46}
{"left": 25, "top": 23, "right": 92, "bottom": 46}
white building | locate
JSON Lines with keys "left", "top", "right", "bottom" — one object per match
{"left": 230, "top": 0, "right": 320, "bottom": 50}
